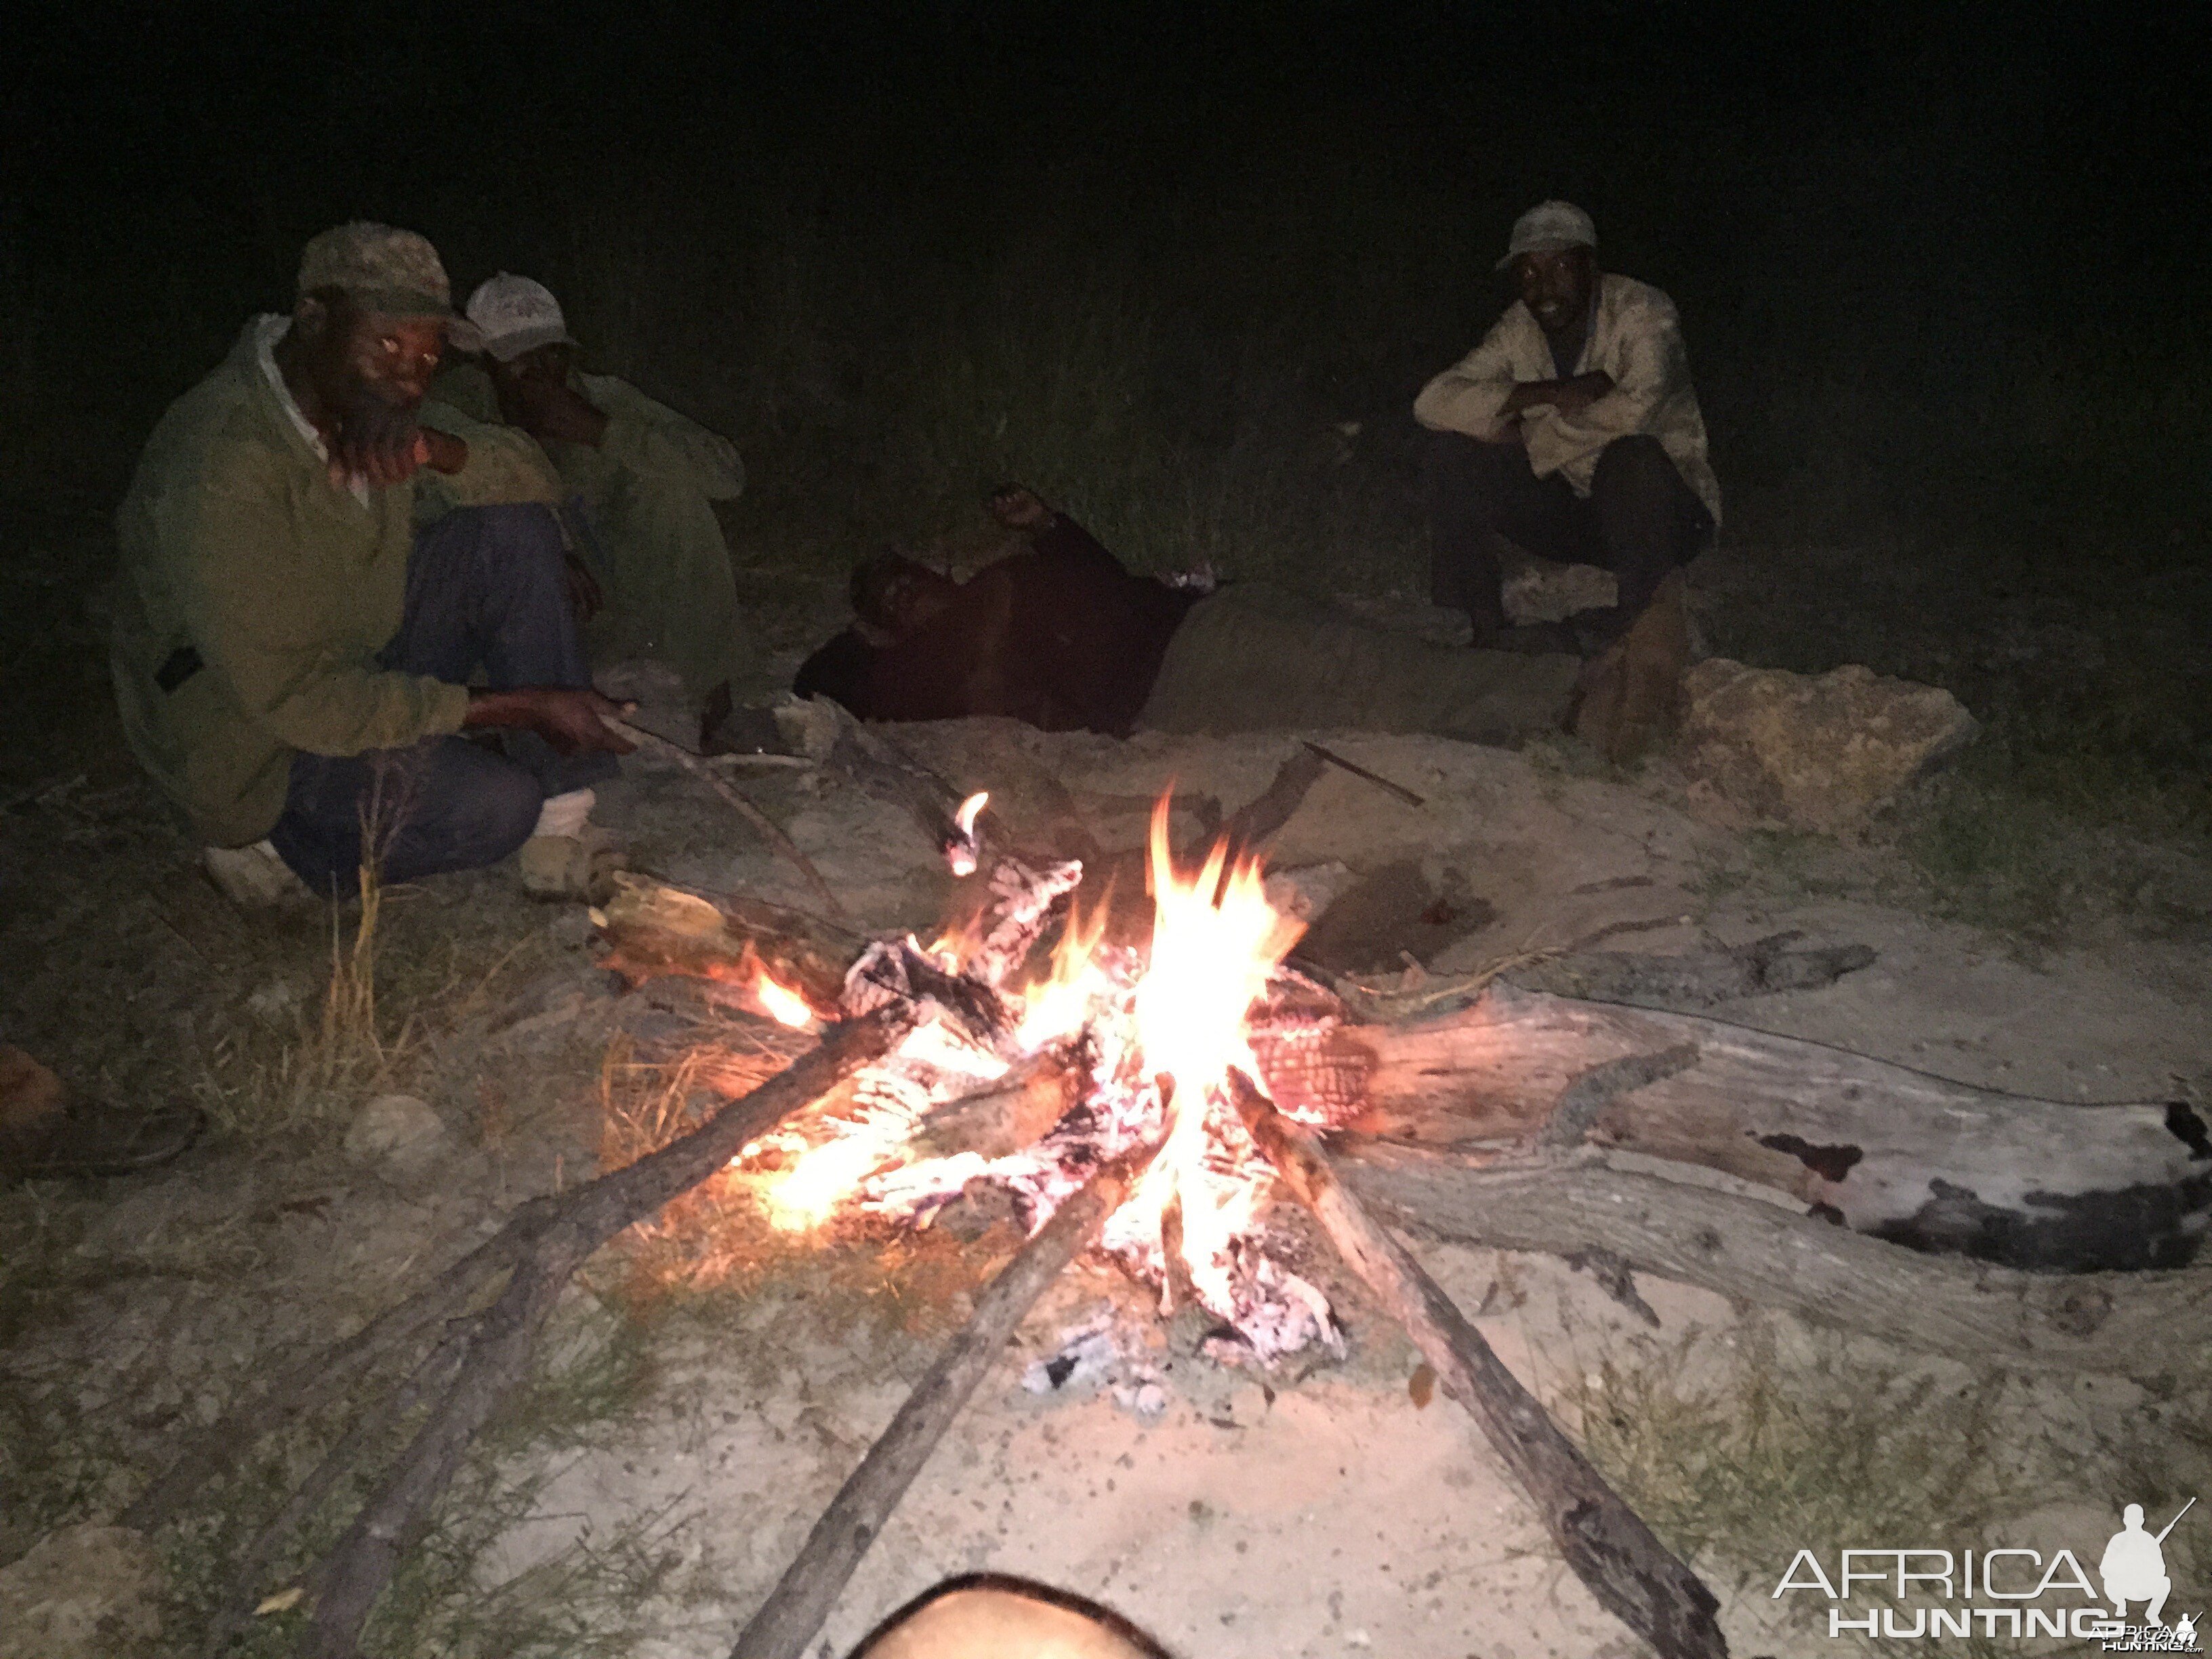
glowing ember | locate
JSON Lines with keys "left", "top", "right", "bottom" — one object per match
{"left": 946, "top": 791, "right": 990, "bottom": 877}
{"left": 753, "top": 970, "right": 817, "bottom": 1029}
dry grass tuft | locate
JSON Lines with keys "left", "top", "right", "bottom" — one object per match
{"left": 589, "top": 1029, "right": 1016, "bottom": 1334}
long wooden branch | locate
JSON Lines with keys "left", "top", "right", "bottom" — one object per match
{"left": 609, "top": 718, "right": 851, "bottom": 922}
{"left": 1334, "top": 1141, "right": 2212, "bottom": 1376}
{"left": 1229, "top": 1073, "right": 1728, "bottom": 1659}
{"left": 285, "top": 1011, "right": 904, "bottom": 1659}
{"left": 728, "top": 1141, "right": 1157, "bottom": 1659}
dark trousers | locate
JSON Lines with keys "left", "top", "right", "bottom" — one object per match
{"left": 268, "top": 504, "right": 619, "bottom": 895}
{"left": 1427, "top": 431, "right": 1713, "bottom": 644}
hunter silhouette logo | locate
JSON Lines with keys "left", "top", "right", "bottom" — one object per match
{"left": 2102, "top": 1500, "right": 2190, "bottom": 1626}
{"left": 2096, "top": 1500, "right": 2199, "bottom": 1652}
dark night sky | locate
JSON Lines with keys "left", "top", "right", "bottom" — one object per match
{"left": 5, "top": 0, "right": 2207, "bottom": 520}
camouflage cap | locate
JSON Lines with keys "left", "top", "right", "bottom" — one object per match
{"left": 295, "top": 222, "right": 481, "bottom": 348}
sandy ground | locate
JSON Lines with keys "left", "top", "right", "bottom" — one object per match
{"left": 6, "top": 711, "right": 2211, "bottom": 1658}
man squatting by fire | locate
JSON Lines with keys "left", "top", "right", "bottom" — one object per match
{"left": 110, "top": 224, "right": 637, "bottom": 911}
{"left": 798, "top": 201, "right": 1717, "bottom": 760}
{"left": 1418, "top": 200, "right": 1721, "bottom": 741}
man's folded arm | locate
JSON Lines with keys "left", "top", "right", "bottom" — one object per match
{"left": 176, "top": 472, "right": 468, "bottom": 756}
{"left": 1539, "top": 297, "right": 1689, "bottom": 450}
{"left": 417, "top": 399, "right": 562, "bottom": 506}
{"left": 1412, "top": 320, "right": 1520, "bottom": 441}
{"left": 594, "top": 380, "right": 745, "bottom": 498}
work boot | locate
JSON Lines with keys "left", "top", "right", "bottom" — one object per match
{"left": 0, "top": 1046, "right": 205, "bottom": 1181}
{"left": 202, "top": 840, "right": 315, "bottom": 910}
{"left": 516, "top": 823, "right": 626, "bottom": 904}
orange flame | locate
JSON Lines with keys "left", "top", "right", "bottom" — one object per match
{"left": 1128, "top": 796, "right": 1304, "bottom": 1309}
{"left": 753, "top": 970, "right": 816, "bottom": 1029}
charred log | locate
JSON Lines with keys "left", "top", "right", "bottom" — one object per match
{"left": 1264, "top": 985, "right": 2210, "bottom": 1273}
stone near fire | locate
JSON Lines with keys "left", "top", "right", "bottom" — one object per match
{"left": 343, "top": 1092, "right": 449, "bottom": 1170}
{"left": 1677, "top": 658, "right": 1979, "bottom": 832}
{"left": 0, "top": 1523, "right": 164, "bottom": 1659}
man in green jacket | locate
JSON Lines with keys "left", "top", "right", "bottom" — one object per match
{"left": 110, "top": 222, "right": 634, "bottom": 908}
{"left": 434, "top": 274, "right": 750, "bottom": 726}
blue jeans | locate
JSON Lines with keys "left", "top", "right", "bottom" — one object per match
{"left": 268, "top": 505, "right": 620, "bottom": 895}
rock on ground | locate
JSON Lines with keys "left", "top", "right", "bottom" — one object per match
{"left": 1677, "top": 657, "right": 1978, "bottom": 832}
{"left": 343, "top": 1092, "right": 449, "bottom": 1170}
{"left": 0, "top": 1524, "right": 163, "bottom": 1659}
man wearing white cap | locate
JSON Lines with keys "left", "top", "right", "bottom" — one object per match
{"left": 1416, "top": 201, "right": 1719, "bottom": 750}
{"left": 436, "top": 275, "right": 749, "bottom": 727}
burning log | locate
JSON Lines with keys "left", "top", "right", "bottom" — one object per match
{"left": 1333, "top": 1143, "right": 2212, "bottom": 1376}
{"left": 125, "top": 1014, "right": 907, "bottom": 1659}
{"left": 597, "top": 874, "right": 863, "bottom": 1013}
{"left": 1227, "top": 1071, "right": 1729, "bottom": 1659}
{"left": 1271, "top": 984, "right": 2212, "bottom": 1273}
{"left": 727, "top": 1139, "right": 1160, "bottom": 1659}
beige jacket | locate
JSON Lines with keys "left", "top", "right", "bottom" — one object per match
{"left": 1414, "top": 273, "right": 1721, "bottom": 522}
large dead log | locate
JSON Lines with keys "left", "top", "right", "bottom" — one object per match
{"left": 1334, "top": 1143, "right": 2212, "bottom": 1376}
{"left": 1228, "top": 1074, "right": 1727, "bottom": 1659}
{"left": 1260, "top": 984, "right": 2211, "bottom": 1272}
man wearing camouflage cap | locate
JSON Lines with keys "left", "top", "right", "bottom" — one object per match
{"left": 1416, "top": 201, "right": 1720, "bottom": 760}
{"left": 111, "top": 222, "right": 636, "bottom": 909}
{"left": 430, "top": 273, "right": 751, "bottom": 739}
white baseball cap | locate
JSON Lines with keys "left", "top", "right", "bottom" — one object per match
{"left": 1496, "top": 201, "right": 1597, "bottom": 270}
{"left": 464, "top": 272, "right": 577, "bottom": 363}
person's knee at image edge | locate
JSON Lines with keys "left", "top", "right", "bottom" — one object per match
{"left": 851, "top": 1578, "right": 1171, "bottom": 1659}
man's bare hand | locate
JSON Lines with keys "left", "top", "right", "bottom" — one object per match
{"left": 464, "top": 687, "right": 636, "bottom": 756}
{"left": 1502, "top": 370, "right": 1616, "bottom": 421}
{"left": 330, "top": 398, "right": 427, "bottom": 489}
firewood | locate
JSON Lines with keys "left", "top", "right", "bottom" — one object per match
{"left": 1334, "top": 1142, "right": 2212, "bottom": 1377}
{"left": 125, "top": 1014, "right": 907, "bottom": 1659}
{"left": 597, "top": 874, "right": 863, "bottom": 1009}
{"left": 907, "top": 1044, "right": 1088, "bottom": 1160}
{"left": 1269, "top": 984, "right": 2211, "bottom": 1273}
{"left": 727, "top": 1139, "right": 1159, "bottom": 1659}
{"left": 1227, "top": 1072, "right": 1728, "bottom": 1659}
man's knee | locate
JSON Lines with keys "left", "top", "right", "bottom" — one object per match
{"left": 1591, "top": 433, "right": 1679, "bottom": 499}
{"left": 422, "top": 502, "right": 567, "bottom": 579}
{"left": 447, "top": 753, "right": 544, "bottom": 868}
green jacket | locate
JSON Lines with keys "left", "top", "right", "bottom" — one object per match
{"left": 430, "top": 365, "right": 745, "bottom": 504}
{"left": 111, "top": 316, "right": 562, "bottom": 847}
{"left": 432, "top": 364, "right": 748, "bottom": 691}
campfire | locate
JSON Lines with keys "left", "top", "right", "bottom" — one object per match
{"left": 729, "top": 793, "right": 1346, "bottom": 1363}
{"left": 163, "top": 726, "right": 2206, "bottom": 1659}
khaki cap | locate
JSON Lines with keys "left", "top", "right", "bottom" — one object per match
{"left": 295, "top": 222, "right": 481, "bottom": 349}
{"left": 1496, "top": 200, "right": 1597, "bottom": 270}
